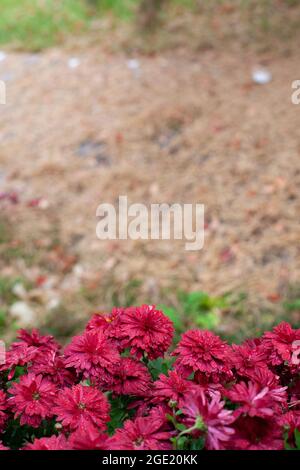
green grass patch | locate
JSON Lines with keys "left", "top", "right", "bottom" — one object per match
{"left": 0, "top": 0, "right": 91, "bottom": 50}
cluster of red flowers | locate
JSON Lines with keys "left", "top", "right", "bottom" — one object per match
{"left": 0, "top": 304, "right": 299, "bottom": 450}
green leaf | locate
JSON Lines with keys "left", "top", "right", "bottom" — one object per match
{"left": 158, "top": 304, "right": 183, "bottom": 331}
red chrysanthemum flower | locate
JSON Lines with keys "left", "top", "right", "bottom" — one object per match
{"left": 17, "top": 329, "right": 59, "bottom": 353}
{"left": 107, "top": 357, "right": 152, "bottom": 396}
{"left": 29, "top": 351, "right": 76, "bottom": 387}
{"left": 230, "top": 340, "right": 268, "bottom": 379}
{"left": 24, "top": 435, "right": 69, "bottom": 450}
{"left": 279, "top": 411, "right": 300, "bottom": 447}
{"left": 152, "top": 370, "right": 194, "bottom": 407}
{"left": 0, "top": 329, "right": 59, "bottom": 379}
{"left": 69, "top": 422, "right": 109, "bottom": 450}
{"left": 108, "top": 414, "right": 173, "bottom": 450}
{"left": 64, "top": 329, "right": 120, "bottom": 381}
{"left": 181, "top": 388, "right": 235, "bottom": 450}
{"left": 0, "top": 390, "right": 7, "bottom": 432}
{"left": 262, "top": 322, "right": 300, "bottom": 367}
{"left": 53, "top": 384, "right": 110, "bottom": 431}
{"left": 8, "top": 373, "right": 57, "bottom": 427}
{"left": 173, "top": 330, "right": 231, "bottom": 378}
{"left": 229, "top": 416, "right": 283, "bottom": 450}
{"left": 118, "top": 305, "right": 174, "bottom": 360}
{"left": 227, "top": 381, "right": 287, "bottom": 419}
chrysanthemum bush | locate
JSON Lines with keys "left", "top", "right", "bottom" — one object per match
{"left": 0, "top": 304, "right": 300, "bottom": 450}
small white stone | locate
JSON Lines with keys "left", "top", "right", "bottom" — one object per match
{"left": 68, "top": 57, "right": 80, "bottom": 69}
{"left": 127, "top": 59, "right": 140, "bottom": 71}
{"left": 252, "top": 68, "right": 272, "bottom": 85}
{"left": 0, "top": 52, "right": 7, "bottom": 63}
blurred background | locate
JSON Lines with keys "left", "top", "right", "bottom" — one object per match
{"left": 0, "top": 0, "right": 299, "bottom": 344}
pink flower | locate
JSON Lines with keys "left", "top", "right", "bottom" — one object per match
{"left": 107, "top": 357, "right": 152, "bottom": 396}
{"left": 173, "top": 330, "right": 231, "bottom": 378}
{"left": 227, "top": 381, "right": 287, "bottom": 419}
{"left": 108, "top": 415, "right": 173, "bottom": 450}
{"left": 8, "top": 374, "right": 57, "bottom": 427}
{"left": 69, "top": 422, "right": 109, "bottom": 450}
{"left": 53, "top": 384, "right": 110, "bottom": 431}
{"left": 24, "top": 435, "right": 69, "bottom": 450}
{"left": 181, "top": 388, "right": 235, "bottom": 450}
{"left": 0, "top": 442, "right": 9, "bottom": 450}
{"left": 64, "top": 329, "right": 120, "bottom": 381}
{"left": 118, "top": 305, "right": 174, "bottom": 360}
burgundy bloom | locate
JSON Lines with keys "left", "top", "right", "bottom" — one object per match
{"left": 181, "top": 388, "right": 235, "bottom": 450}
{"left": 173, "top": 330, "right": 231, "bottom": 378}
{"left": 53, "top": 384, "right": 110, "bottom": 431}
{"left": 17, "top": 329, "right": 59, "bottom": 353}
{"left": 108, "top": 414, "right": 173, "bottom": 450}
{"left": 227, "top": 381, "right": 287, "bottom": 419}
{"left": 107, "top": 357, "right": 152, "bottom": 396}
{"left": 24, "top": 435, "right": 69, "bottom": 450}
{"left": 118, "top": 305, "right": 174, "bottom": 360}
{"left": 152, "top": 370, "right": 194, "bottom": 407}
{"left": 0, "top": 343, "right": 37, "bottom": 379}
{"left": 69, "top": 422, "right": 109, "bottom": 450}
{"left": 279, "top": 411, "right": 300, "bottom": 446}
{"left": 0, "top": 329, "right": 59, "bottom": 379}
{"left": 29, "top": 351, "right": 76, "bottom": 387}
{"left": 8, "top": 374, "right": 57, "bottom": 427}
{"left": 64, "top": 329, "right": 120, "bottom": 381}
{"left": 262, "top": 322, "right": 300, "bottom": 366}
{"left": 229, "top": 416, "right": 283, "bottom": 450}
{"left": 0, "top": 390, "right": 7, "bottom": 432}
{"left": 230, "top": 340, "right": 268, "bottom": 379}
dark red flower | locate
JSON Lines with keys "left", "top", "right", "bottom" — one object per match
{"left": 24, "top": 434, "right": 69, "bottom": 450}
{"left": 8, "top": 374, "right": 57, "bottom": 427}
{"left": 64, "top": 329, "right": 120, "bottom": 381}
{"left": 227, "top": 381, "right": 287, "bottom": 419}
{"left": 53, "top": 384, "right": 110, "bottom": 431}
{"left": 69, "top": 422, "right": 109, "bottom": 450}
{"left": 17, "top": 329, "right": 59, "bottom": 353}
{"left": 262, "top": 322, "right": 300, "bottom": 367}
{"left": 0, "top": 329, "right": 59, "bottom": 379}
{"left": 229, "top": 416, "right": 283, "bottom": 450}
{"left": 173, "top": 330, "right": 231, "bottom": 378}
{"left": 29, "top": 351, "right": 76, "bottom": 387}
{"left": 118, "top": 305, "right": 174, "bottom": 360}
{"left": 152, "top": 370, "right": 194, "bottom": 407}
{"left": 108, "top": 414, "right": 173, "bottom": 450}
{"left": 230, "top": 340, "right": 268, "bottom": 379}
{"left": 107, "top": 357, "right": 152, "bottom": 396}
{"left": 181, "top": 388, "right": 235, "bottom": 450}
{"left": 279, "top": 411, "right": 300, "bottom": 446}
{"left": 0, "top": 390, "right": 7, "bottom": 432}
